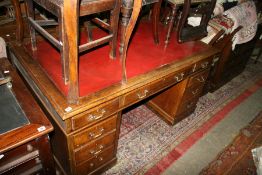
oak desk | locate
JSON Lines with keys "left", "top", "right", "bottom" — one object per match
{"left": 0, "top": 58, "right": 55, "bottom": 175}
{"left": 8, "top": 23, "right": 220, "bottom": 174}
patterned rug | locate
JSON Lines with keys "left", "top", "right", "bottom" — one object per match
{"left": 104, "top": 61, "right": 262, "bottom": 175}
{"left": 200, "top": 111, "right": 262, "bottom": 175}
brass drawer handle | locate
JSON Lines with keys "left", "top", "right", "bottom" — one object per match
{"left": 174, "top": 73, "right": 184, "bottom": 82}
{"left": 201, "top": 62, "right": 208, "bottom": 68}
{"left": 90, "top": 145, "right": 104, "bottom": 155}
{"left": 89, "top": 128, "right": 104, "bottom": 139}
{"left": 137, "top": 89, "right": 149, "bottom": 99}
{"left": 88, "top": 109, "right": 106, "bottom": 121}
{"left": 192, "top": 89, "right": 199, "bottom": 95}
{"left": 196, "top": 76, "right": 206, "bottom": 83}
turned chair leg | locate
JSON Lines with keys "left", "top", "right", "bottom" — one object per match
{"left": 83, "top": 21, "right": 93, "bottom": 42}
{"left": 119, "top": 9, "right": 132, "bottom": 55}
{"left": 165, "top": 5, "right": 177, "bottom": 46}
{"left": 59, "top": 15, "right": 69, "bottom": 84}
{"left": 25, "top": 0, "right": 37, "bottom": 51}
{"left": 109, "top": 0, "right": 120, "bottom": 59}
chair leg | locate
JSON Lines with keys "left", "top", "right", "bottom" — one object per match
{"left": 119, "top": 8, "right": 132, "bottom": 55}
{"left": 165, "top": 5, "right": 177, "bottom": 46}
{"left": 109, "top": 0, "right": 120, "bottom": 59}
{"left": 59, "top": 14, "right": 69, "bottom": 84}
{"left": 152, "top": 0, "right": 163, "bottom": 44}
{"left": 11, "top": 0, "right": 24, "bottom": 45}
{"left": 83, "top": 21, "right": 93, "bottom": 42}
{"left": 25, "top": 0, "right": 37, "bottom": 51}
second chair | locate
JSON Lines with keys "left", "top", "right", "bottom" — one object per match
{"left": 25, "top": 0, "right": 121, "bottom": 84}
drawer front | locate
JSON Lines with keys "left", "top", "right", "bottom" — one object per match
{"left": 76, "top": 145, "right": 115, "bottom": 175}
{"left": 182, "top": 83, "right": 204, "bottom": 101}
{"left": 1, "top": 157, "right": 43, "bottom": 175}
{"left": 71, "top": 99, "right": 119, "bottom": 131}
{"left": 192, "top": 57, "right": 212, "bottom": 73}
{"left": 123, "top": 71, "right": 187, "bottom": 107}
{"left": 73, "top": 115, "right": 117, "bottom": 148}
{"left": 162, "top": 70, "right": 188, "bottom": 88}
{"left": 187, "top": 69, "right": 210, "bottom": 87}
{"left": 74, "top": 131, "right": 116, "bottom": 165}
{"left": 0, "top": 141, "right": 39, "bottom": 173}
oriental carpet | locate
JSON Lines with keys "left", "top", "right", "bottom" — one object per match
{"left": 104, "top": 61, "right": 262, "bottom": 175}
{"left": 200, "top": 111, "right": 262, "bottom": 175}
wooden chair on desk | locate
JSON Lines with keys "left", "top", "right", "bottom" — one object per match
{"left": 120, "top": 0, "right": 163, "bottom": 83}
{"left": 24, "top": 0, "right": 120, "bottom": 87}
{"left": 119, "top": 0, "right": 163, "bottom": 53}
{"left": 164, "top": 0, "right": 216, "bottom": 44}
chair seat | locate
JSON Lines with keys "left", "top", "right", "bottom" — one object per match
{"left": 42, "top": 0, "right": 111, "bottom": 8}
{"left": 167, "top": 0, "right": 211, "bottom": 5}
{"left": 122, "top": 0, "right": 159, "bottom": 9}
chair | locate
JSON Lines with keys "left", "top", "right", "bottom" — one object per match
{"left": 165, "top": 0, "right": 216, "bottom": 44}
{"left": 119, "top": 0, "right": 163, "bottom": 53}
{"left": 24, "top": 0, "right": 120, "bottom": 85}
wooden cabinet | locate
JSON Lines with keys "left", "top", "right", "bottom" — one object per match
{"left": 148, "top": 61, "right": 211, "bottom": 125}
{"left": 0, "top": 58, "right": 55, "bottom": 175}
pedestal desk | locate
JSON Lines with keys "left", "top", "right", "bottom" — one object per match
{"left": 0, "top": 58, "right": 55, "bottom": 174}
{"left": 7, "top": 21, "right": 220, "bottom": 174}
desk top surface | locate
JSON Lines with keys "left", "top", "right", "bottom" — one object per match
{"left": 9, "top": 21, "right": 219, "bottom": 121}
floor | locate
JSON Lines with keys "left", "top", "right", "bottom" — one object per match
{"left": 163, "top": 88, "right": 262, "bottom": 174}
{"left": 162, "top": 59, "right": 262, "bottom": 175}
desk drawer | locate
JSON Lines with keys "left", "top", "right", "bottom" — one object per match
{"left": 74, "top": 131, "right": 115, "bottom": 165}
{"left": 71, "top": 99, "right": 119, "bottom": 131}
{"left": 192, "top": 57, "right": 212, "bottom": 73}
{"left": 73, "top": 115, "right": 117, "bottom": 148}
{"left": 0, "top": 141, "right": 39, "bottom": 173}
{"left": 182, "top": 84, "right": 204, "bottom": 101}
{"left": 76, "top": 145, "right": 115, "bottom": 175}
{"left": 123, "top": 71, "right": 187, "bottom": 107}
{"left": 187, "top": 69, "right": 209, "bottom": 87}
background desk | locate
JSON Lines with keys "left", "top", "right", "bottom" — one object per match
{"left": 0, "top": 58, "right": 55, "bottom": 175}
